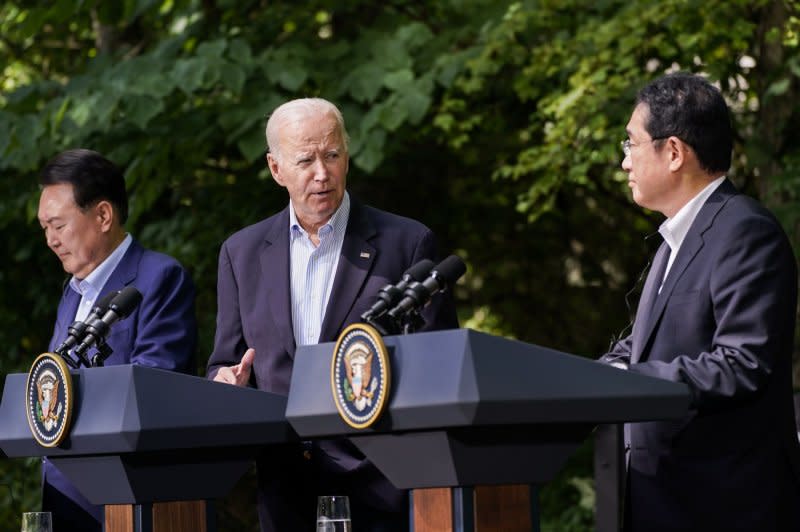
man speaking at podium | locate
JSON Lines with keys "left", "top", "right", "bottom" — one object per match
{"left": 207, "top": 98, "right": 458, "bottom": 531}
{"left": 600, "top": 74, "right": 800, "bottom": 531}
{"left": 37, "top": 149, "right": 198, "bottom": 531}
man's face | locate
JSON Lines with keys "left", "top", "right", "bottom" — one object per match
{"left": 38, "top": 183, "right": 108, "bottom": 279}
{"left": 622, "top": 103, "right": 676, "bottom": 215}
{"left": 267, "top": 112, "right": 348, "bottom": 230}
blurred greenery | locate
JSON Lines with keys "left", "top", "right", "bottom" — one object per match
{"left": 2, "top": 0, "right": 800, "bottom": 530}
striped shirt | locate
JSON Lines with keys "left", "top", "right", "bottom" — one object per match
{"left": 289, "top": 192, "right": 350, "bottom": 346}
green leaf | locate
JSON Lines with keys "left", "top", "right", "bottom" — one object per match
{"left": 171, "top": 58, "right": 208, "bottom": 94}
{"left": 219, "top": 63, "right": 247, "bottom": 93}
{"left": 341, "top": 63, "right": 385, "bottom": 103}
{"left": 237, "top": 126, "right": 267, "bottom": 162}
{"left": 383, "top": 69, "right": 414, "bottom": 91}
{"left": 123, "top": 95, "right": 165, "bottom": 130}
{"left": 197, "top": 39, "right": 227, "bottom": 59}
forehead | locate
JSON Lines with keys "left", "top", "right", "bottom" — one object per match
{"left": 38, "top": 183, "right": 78, "bottom": 218}
{"left": 626, "top": 103, "right": 651, "bottom": 136}
{"left": 278, "top": 113, "right": 343, "bottom": 152}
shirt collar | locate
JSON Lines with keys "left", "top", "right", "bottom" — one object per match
{"left": 69, "top": 234, "right": 133, "bottom": 300}
{"left": 289, "top": 191, "right": 350, "bottom": 242}
{"left": 659, "top": 176, "right": 726, "bottom": 250}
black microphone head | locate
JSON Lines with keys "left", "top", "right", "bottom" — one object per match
{"left": 404, "top": 259, "right": 435, "bottom": 281}
{"left": 93, "top": 290, "right": 119, "bottom": 314}
{"left": 432, "top": 255, "right": 466, "bottom": 286}
{"left": 109, "top": 286, "right": 143, "bottom": 318}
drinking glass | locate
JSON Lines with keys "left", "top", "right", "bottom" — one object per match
{"left": 316, "top": 495, "right": 352, "bottom": 532}
{"left": 21, "top": 512, "right": 52, "bottom": 532}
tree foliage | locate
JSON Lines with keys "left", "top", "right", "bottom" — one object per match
{"left": 2, "top": 0, "right": 800, "bottom": 529}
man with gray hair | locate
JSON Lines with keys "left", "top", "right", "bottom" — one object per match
{"left": 207, "top": 98, "right": 458, "bottom": 531}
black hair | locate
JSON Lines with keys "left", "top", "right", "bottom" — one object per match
{"left": 40, "top": 149, "right": 128, "bottom": 224}
{"left": 636, "top": 73, "right": 732, "bottom": 174}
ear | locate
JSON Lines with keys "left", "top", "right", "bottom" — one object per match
{"left": 667, "top": 136, "right": 688, "bottom": 172}
{"left": 267, "top": 153, "right": 285, "bottom": 187}
{"left": 94, "top": 200, "right": 115, "bottom": 232}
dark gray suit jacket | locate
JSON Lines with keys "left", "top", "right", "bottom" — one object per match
{"left": 207, "top": 198, "right": 458, "bottom": 530}
{"left": 602, "top": 180, "right": 800, "bottom": 531}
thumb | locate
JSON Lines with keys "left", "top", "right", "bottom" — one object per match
{"left": 239, "top": 348, "right": 255, "bottom": 373}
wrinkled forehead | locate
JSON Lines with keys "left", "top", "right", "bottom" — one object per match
{"left": 278, "top": 112, "right": 345, "bottom": 151}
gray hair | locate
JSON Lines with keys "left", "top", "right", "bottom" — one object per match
{"left": 265, "top": 98, "right": 350, "bottom": 160}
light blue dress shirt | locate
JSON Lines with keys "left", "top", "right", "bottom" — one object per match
{"left": 68, "top": 234, "right": 133, "bottom": 322}
{"left": 289, "top": 192, "right": 350, "bottom": 346}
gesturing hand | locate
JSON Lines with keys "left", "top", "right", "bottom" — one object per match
{"left": 213, "top": 348, "right": 255, "bottom": 387}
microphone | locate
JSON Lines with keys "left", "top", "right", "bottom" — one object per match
{"left": 387, "top": 255, "right": 466, "bottom": 320}
{"left": 361, "top": 259, "right": 435, "bottom": 322}
{"left": 55, "top": 290, "right": 119, "bottom": 358}
{"left": 73, "top": 286, "right": 143, "bottom": 360}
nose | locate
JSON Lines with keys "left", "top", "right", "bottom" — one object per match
{"left": 45, "top": 228, "right": 60, "bottom": 249}
{"left": 621, "top": 153, "right": 632, "bottom": 172}
{"left": 312, "top": 159, "right": 330, "bottom": 181}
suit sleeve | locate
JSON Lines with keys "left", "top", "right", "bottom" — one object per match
{"left": 414, "top": 229, "right": 459, "bottom": 331}
{"left": 599, "top": 335, "right": 633, "bottom": 366}
{"left": 206, "top": 240, "right": 249, "bottom": 380}
{"left": 628, "top": 217, "right": 797, "bottom": 411}
{"left": 130, "top": 261, "right": 197, "bottom": 373}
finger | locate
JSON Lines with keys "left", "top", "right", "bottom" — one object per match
{"left": 213, "top": 368, "right": 236, "bottom": 385}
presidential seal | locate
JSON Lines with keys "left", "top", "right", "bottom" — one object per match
{"left": 26, "top": 353, "right": 74, "bottom": 448}
{"left": 331, "top": 323, "right": 390, "bottom": 429}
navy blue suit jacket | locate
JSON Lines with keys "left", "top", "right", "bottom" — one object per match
{"left": 602, "top": 180, "right": 800, "bottom": 531}
{"left": 44, "top": 238, "right": 197, "bottom": 529}
{"left": 207, "top": 198, "right": 458, "bottom": 530}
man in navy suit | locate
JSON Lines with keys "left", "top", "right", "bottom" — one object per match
{"left": 207, "top": 98, "right": 458, "bottom": 531}
{"left": 37, "top": 149, "right": 197, "bottom": 531}
{"left": 600, "top": 73, "right": 800, "bottom": 531}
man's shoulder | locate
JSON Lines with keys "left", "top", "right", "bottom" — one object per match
{"left": 357, "top": 202, "right": 432, "bottom": 238}
{"left": 716, "top": 190, "right": 783, "bottom": 230}
{"left": 223, "top": 210, "right": 286, "bottom": 249}
{"left": 135, "top": 243, "right": 186, "bottom": 271}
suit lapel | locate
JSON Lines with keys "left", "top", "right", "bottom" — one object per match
{"left": 99, "top": 238, "right": 141, "bottom": 294}
{"left": 261, "top": 207, "right": 297, "bottom": 356}
{"left": 319, "top": 200, "right": 376, "bottom": 341}
{"left": 633, "top": 179, "right": 737, "bottom": 363}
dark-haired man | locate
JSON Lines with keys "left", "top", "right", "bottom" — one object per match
{"left": 37, "top": 148, "right": 198, "bottom": 531}
{"left": 600, "top": 73, "right": 800, "bottom": 531}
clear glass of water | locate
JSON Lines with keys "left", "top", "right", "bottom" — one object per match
{"left": 21, "top": 512, "right": 52, "bottom": 532}
{"left": 316, "top": 495, "right": 352, "bottom": 532}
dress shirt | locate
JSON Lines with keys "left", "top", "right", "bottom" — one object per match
{"left": 69, "top": 234, "right": 133, "bottom": 322}
{"left": 657, "top": 176, "right": 725, "bottom": 291}
{"left": 289, "top": 192, "right": 350, "bottom": 346}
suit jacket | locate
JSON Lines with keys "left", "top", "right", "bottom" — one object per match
{"left": 44, "top": 238, "right": 197, "bottom": 529}
{"left": 601, "top": 180, "right": 800, "bottom": 531}
{"left": 207, "top": 198, "right": 458, "bottom": 530}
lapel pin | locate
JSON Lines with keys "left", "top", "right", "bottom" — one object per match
{"left": 360, "top": 252, "right": 371, "bottom": 258}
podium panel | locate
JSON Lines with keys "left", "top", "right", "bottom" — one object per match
{"left": 287, "top": 328, "right": 689, "bottom": 488}
{"left": 287, "top": 329, "right": 690, "bottom": 530}
{"left": 0, "top": 365, "right": 294, "bottom": 532}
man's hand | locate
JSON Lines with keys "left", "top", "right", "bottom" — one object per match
{"left": 213, "top": 348, "right": 255, "bottom": 386}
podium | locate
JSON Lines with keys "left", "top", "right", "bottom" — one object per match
{"left": 286, "top": 329, "right": 691, "bottom": 531}
{"left": 0, "top": 365, "right": 293, "bottom": 532}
